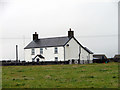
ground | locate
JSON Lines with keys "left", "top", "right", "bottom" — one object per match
{"left": 2, "top": 62, "right": 118, "bottom": 88}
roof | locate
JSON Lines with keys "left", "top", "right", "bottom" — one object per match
{"left": 84, "top": 47, "right": 93, "bottom": 54}
{"left": 93, "top": 54, "right": 107, "bottom": 59}
{"left": 33, "top": 54, "right": 45, "bottom": 60}
{"left": 114, "top": 54, "right": 120, "bottom": 58}
{"left": 24, "top": 36, "right": 93, "bottom": 54}
{"left": 24, "top": 36, "right": 72, "bottom": 49}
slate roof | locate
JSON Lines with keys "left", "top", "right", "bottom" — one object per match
{"left": 84, "top": 47, "right": 93, "bottom": 54}
{"left": 114, "top": 54, "right": 120, "bottom": 59}
{"left": 93, "top": 54, "right": 107, "bottom": 59}
{"left": 24, "top": 36, "right": 71, "bottom": 49}
{"left": 24, "top": 36, "right": 93, "bottom": 54}
{"left": 33, "top": 54, "right": 45, "bottom": 60}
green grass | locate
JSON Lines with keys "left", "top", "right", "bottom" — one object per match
{"left": 2, "top": 62, "right": 118, "bottom": 88}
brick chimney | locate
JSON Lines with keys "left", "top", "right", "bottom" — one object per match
{"left": 68, "top": 28, "right": 74, "bottom": 37}
{"left": 33, "top": 32, "right": 38, "bottom": 41}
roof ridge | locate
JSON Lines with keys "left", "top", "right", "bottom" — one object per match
{"left": 38, "top": 36, "right": 68, "bottom": 40}
{"left": 24, "top": 36, "right": 71, "bottom": 49}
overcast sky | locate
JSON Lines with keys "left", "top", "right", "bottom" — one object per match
{"left": 0, "top": 0, "right": 119, "bottom": 60}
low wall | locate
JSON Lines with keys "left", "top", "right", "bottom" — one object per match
{"left": 1, "top": 60, "right": 94, "bottom": 66}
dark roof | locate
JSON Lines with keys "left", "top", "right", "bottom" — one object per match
{"left": 93, "top": 54, "right": 107, "bottom": 59}
{"left": 33, "top": 54, "right": 45, "bottom": 60}
{"left": 24, "top": 36, "right": 93, "bottom": 54}
{"left": 84, "top": 47, "right": 93, "bottom": 54}
{"left": 24, "top": 36, "right": 72, "bottom": 49}
{"left": 114, "top": 54, "right": 120, "bottom": 58}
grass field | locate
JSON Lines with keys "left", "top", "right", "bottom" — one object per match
{"left": 2, "top": 62, "right": 118, "bottom": 88}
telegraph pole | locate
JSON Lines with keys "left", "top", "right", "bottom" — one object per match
{"left": 16, "top": 45, "right": 18, "bottom": 62}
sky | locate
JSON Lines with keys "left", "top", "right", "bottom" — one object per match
{"left": 0, "top": 0, "right": 119, "bottom": 60}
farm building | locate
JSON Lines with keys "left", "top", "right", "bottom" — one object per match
{"left": 93, "top": 54, "right": 108, "bottom": 63}
{"left": 24, "top": 29, "right": 93, "bottom": 64}
{"left": 113, "top": 54, "right": 120, "bottom": 62}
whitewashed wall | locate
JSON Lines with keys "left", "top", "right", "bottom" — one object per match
{"left": 42, "top": 47, "right": 64, "bottom": 61}
{"left": 65, "top": 38, "right": 79, "bottom": 60}
{"left": 80, "top": 48, "right": 93, "bottom": 61}
{"left": 25, "top": 49, "right": 32, "bottom": 62}
{"left": 25, "top": 46, "right": 64, "bottom": 62}
{"left": 80, "top": 48, "right": 89, "bottom": 60}
{"left": 90, "top": 54, "right": 93, "bottom": 60}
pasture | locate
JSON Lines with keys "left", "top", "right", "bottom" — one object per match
{"left": 2, "top": 62, "right": 118, "bottom": 88}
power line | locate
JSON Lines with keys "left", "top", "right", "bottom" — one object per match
{"left": 0, "top": 34, "right": 118, "bottom": 39}
{"left": 0, "top": 38, "right": 31, "bottom": 39}
{"left": 76, "top": 34, "right": 118, "bottom": 38}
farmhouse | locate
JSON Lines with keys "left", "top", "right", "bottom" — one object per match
{"left": 24, "top": 29, "right": 93, "bottom": 64}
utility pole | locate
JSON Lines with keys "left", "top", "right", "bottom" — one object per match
{"left": 16, "top": 45, "right": 18, "bottom": 62}
{"left": 23, "top": 35, "right": 25, "bottom": 61}
{"left": 118, "top": 1, "right": 120, "bottom": 54}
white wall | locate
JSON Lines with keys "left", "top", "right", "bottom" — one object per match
{"left": 42, "top": 47, "right": 64, "bottom": 61}
{"left": 80, "top": 48, "right": 89, "bottom": 60}
{"left": 25, "top": 49, "right": 32, "bottom": 62}
{"left": 65, "top": 38, "right": 79, "bottom": 60}
{"left": 80, "top": 48, "right": 93, "bottom": 61}
{"left": 25, "top": 46, "right": 64, "bottom": 62}
{"left": 90, "top": 54, "right": 93, "bottom": 60}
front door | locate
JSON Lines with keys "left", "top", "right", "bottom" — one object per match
{"left": 37, "top": 58, "right": 39, "bottom": 62}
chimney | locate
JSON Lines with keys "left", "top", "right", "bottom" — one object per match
{"left": 33, "top": 32, "right": 38, "bottom": 41}
{"left": 68, "top": 28, "right": 74, "bottom": 37}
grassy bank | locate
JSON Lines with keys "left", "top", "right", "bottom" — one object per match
{"left": 2, "top": 62, "right": 118, "bottom": 88}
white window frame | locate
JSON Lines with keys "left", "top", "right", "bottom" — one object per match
{"left": 31, "top": 48, "right": 35, "bottom": 55}
{"left": 54, "top": 47, "right": 58, "bottom": 54}
{"left": 40, "top": 48, "right": 43, "bottom": 54}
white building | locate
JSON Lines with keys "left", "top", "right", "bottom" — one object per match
{"left": 24, "top": 29, "right": 93, "bottom": 64}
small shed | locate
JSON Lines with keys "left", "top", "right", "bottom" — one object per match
{"left": 93, "top": 54, "right": 108, "bottom": 63}
{"left": 114, "top": 54, "right": 120, "bottom": 62}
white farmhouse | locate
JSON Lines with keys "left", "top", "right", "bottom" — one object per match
{"left": 24, "top": 29, "right": 93, "bottom": 64}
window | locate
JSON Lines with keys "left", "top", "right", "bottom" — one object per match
{"left": 31, "top": 48, "right": 35, "bottom": 55}
{"left": 40, "top": 48, "right": 43, "bottom": 54}
{"left": 55, "top": 57, "right": 58, "bottom": 61}
{"left": 54, "top": 47, "right": 58, "bottom": 54}
{"left": 66, "top": 44, "right": 69, "bottom": 47}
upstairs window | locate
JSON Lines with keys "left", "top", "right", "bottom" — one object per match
{"left": 31, "top": 48, "right": 35, "bottom": 55}
{"left": 54, "top": 47, "right": 58, "bottom": 54}
{"left": 40, "top": 48, "right": 43, "bottom": 54}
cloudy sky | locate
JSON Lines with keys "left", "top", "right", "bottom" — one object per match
{"left": 0, "top": 0, "right": 119, "bottom": 60}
